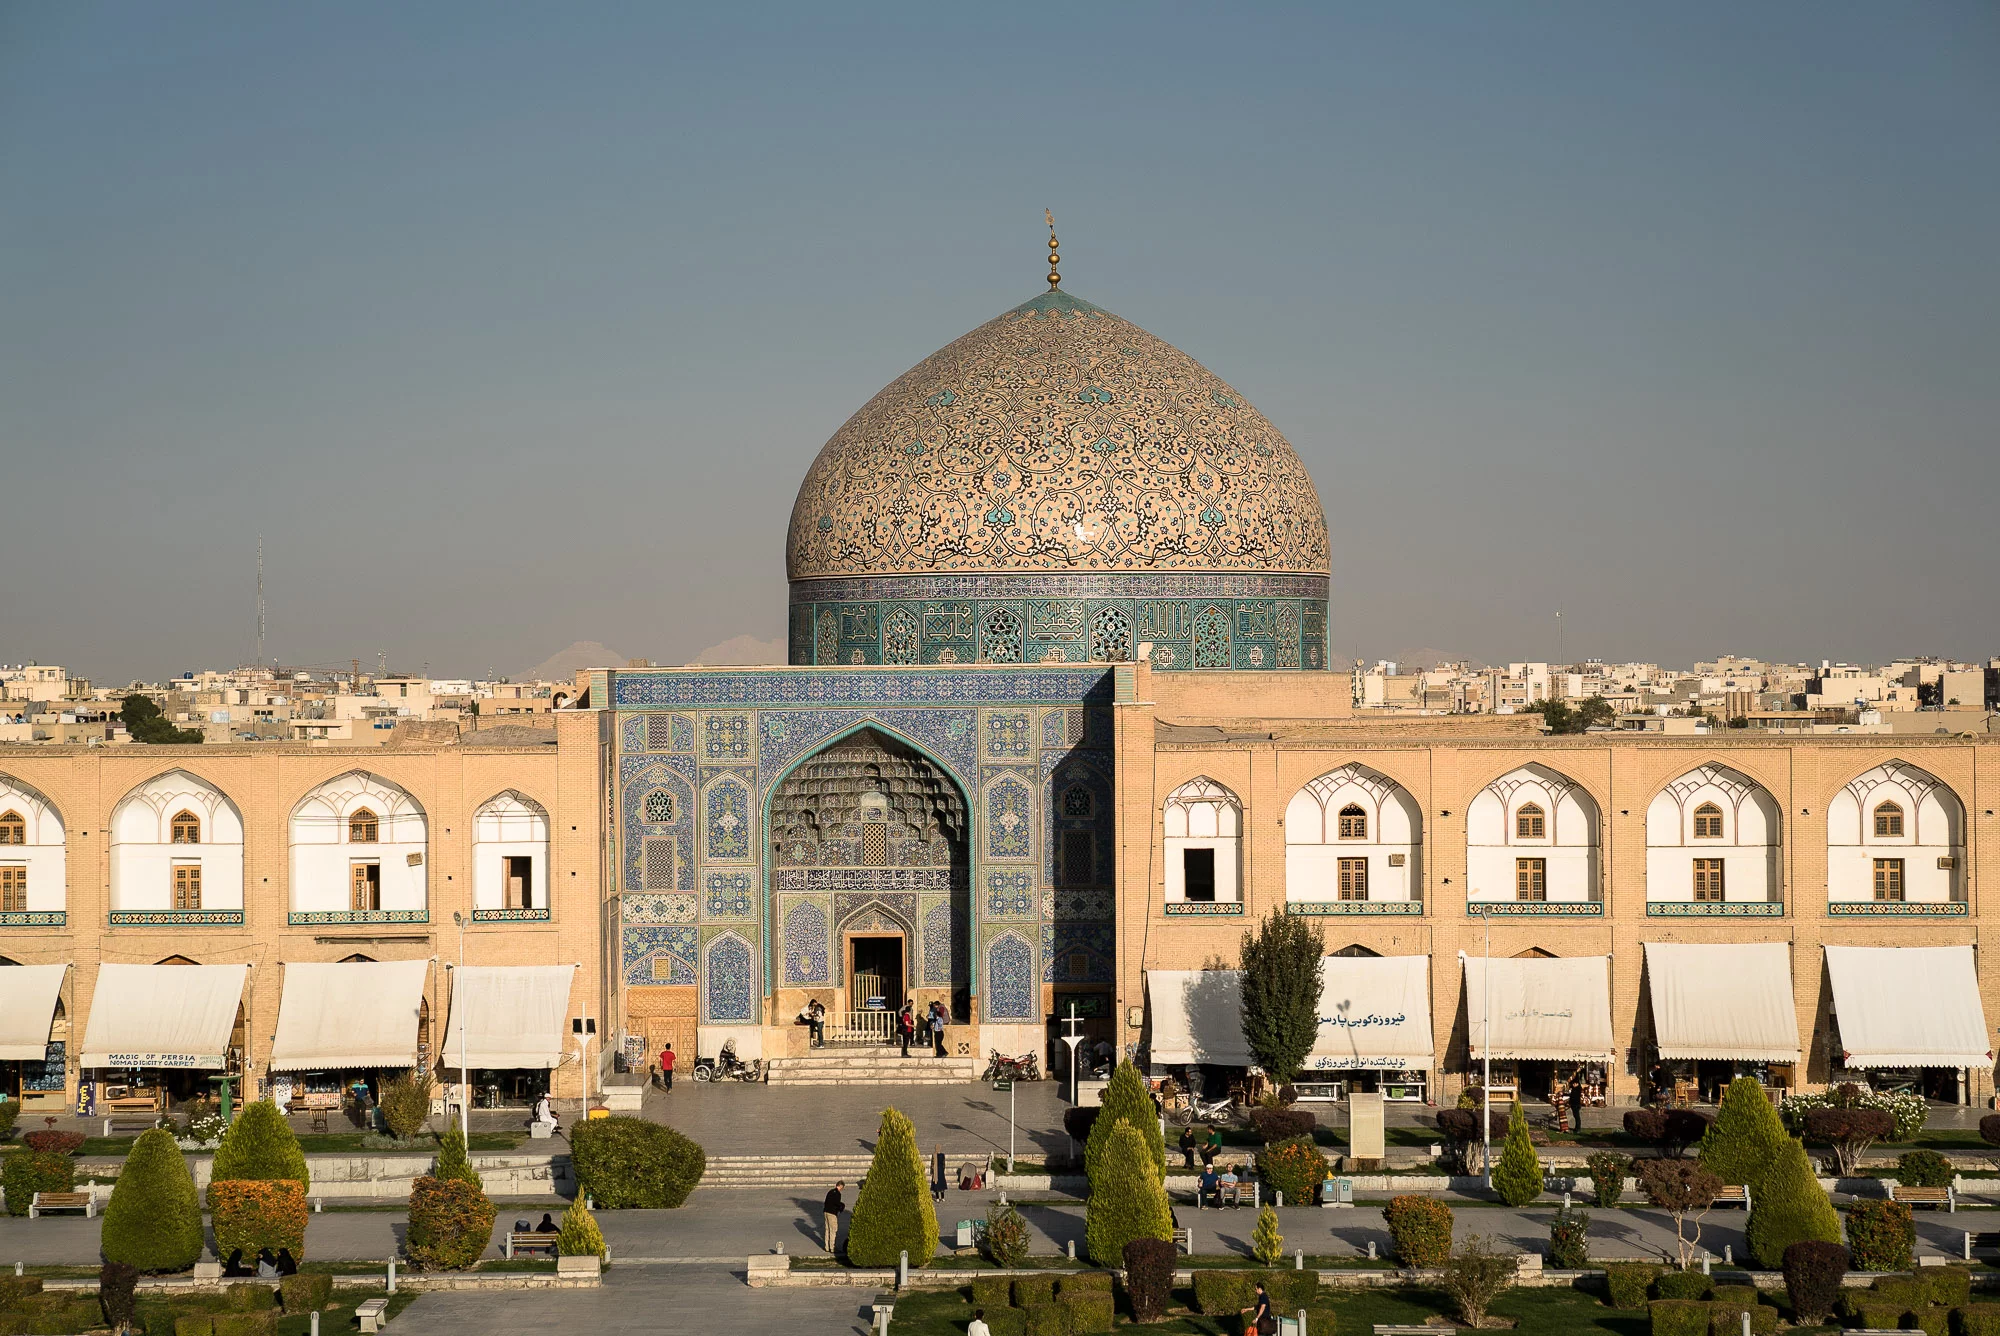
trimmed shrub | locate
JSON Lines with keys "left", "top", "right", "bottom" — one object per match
{"left": 433, "top": 1122, "right": 482, "bottom": 1189}
{"left": 1956, "top": 1302, "right": 2000, "bottom": 1336}
{"left": 981, "top": 1200, "right": 1030, "bottom": 1268}
{"left": 1059, "top": 1292, "right": 1114, "bottom": 1334}
{"left": 1247, "top": 1107, "right": 1316, "bottom": 1143}
{"left": 556, "top": 1195, "right": 606, "bottom": 1261}
{"left": 1490, "top": 1102, "right": 1543, "bottom": 1207}
{"left": 211, "top": 1314, "right": 276, "bottom": 1336}
{"left": 1868, "top": 1277, "right": 1932, "bottom": 1309}
{"left": 378, "top": 1071, "right": 433, "bottom": 1141}
{"left": 404, "top": 1175, "right": 495, "bottom": 1271}
{"left": 1548, "top": 1206, "right": 1589, "bottom": 1269}
{"left": 277, "top": 1273, "right": 331, "bottom": 1314}
{"left": 1707, "top": 1285, "right": 1757, "bottom": 1306}
{"left": 1744, "top": 1137, "right": 1840, "bottom": 1269}
{"left": 1803, "top": 1105, "right": 1895, "bottom": 1176}
{"left": 220, "top": 1283, "right": 274, "bottom": 1310}
{"left": 1062, "top": 1106, "right": 1101, "bottom": 1145}
{"left": 1084, "top": 1121, "right": 1172, "bottom": 1266}
{"left": 567, "top": 1115, "right": 705, "bottom": 1209}
{"left": 1603, "top": 1262, "right": 1660, "bottom": 1309}
{"left": 970, "top": 1275, "right": 1011, "bottom": 1310}
{"left": 1256, "top": 1136, "right": 1329, "bottom": 1204}
{"left": 1846, "top": 1300, "right": 1909, "bottom": 1331}
{"left": 846, "top": 1107, "right": 938, "bottom": 1267}
{"left": 1654, "top": 1271, "right": 1711, "bottom": 1300}
{"left": 1708, "top": 1302, "right": 1778, "bottom": 1335}
{"left": 208, "top": 1101, "right": 309, "bottom": 1199}
{"left": 1011, "top": 1275, "right": 1056, "bottom": 1307}
{"left": 175, "top": 1318, "right": 214, "bottom": 1336}
{"left": 1926, "top": 1266, "right": 1972, "bottom": 1308}
{"left": 1585, "top": 1152, "right": 1629, "bottom": 1208}
{"left": 1083, "top": 1062, "right": 1165, "bottom": 1184}
{"left": 1123, "top": 1237, "right": 1176, "bottom": 1323}
{"left": 212, "top": 1179, "right": 307, "bottom": 1263}
{"left": 1625, "top": 1108, "right": 1714, "bottom": 1158}
{"left": 1022, "top": 1304, "right": 1065, "bottom": 1336}
{"left": 1055, "top": 1272, "right": 1112, "bottom": 1296}
{"left": 2, "top": 1295, "right": 108, "bottom": 1335}
{"left": 98, "top": 1262, "right": 138, "bottom": 1335}
{"left": 1, "top": 1152, "right": 72, "bottom": 1217}
{"left": 20, "top": 1131, "right": 84, "bottom": 1156}
{"left": 1981, "top": 1114, "right": 2000, "bottom": 1150}
{"left": 980, "top": 1310, "right": 1029, "bottom": 1336}
{"left": 101, "top": 1129, "right": 203, "bottom": 1272}
{"left": 1781, "top": 1239, "right": 1848, "bottom": 1325}
{"left": 1698, "top": 1078, "right": 1789, "bottom": 1196}
{"left": 1846, "top": 1198, "right": 1916, "bottom": 1272}
{"left": 1192, "top": 1270, "right": 1252, "bottom": 1315}
{"left": 0, "top": 1098, "right": 19, "bottom": 1140}
{"left": 1434, "top": 1108, "right": 1508, "bottom": 1172}
{"left": 1909, "top": 1307, "right": 1951, "bottom": 1336}
{"left": 1898, "top": 1149, "right": 1955, "bottom": 1189}
{"left": 1383, "top": 1194, "right": 1453, "bottom": 1268}
{"left": 1251, "top": 1203, "right": 1284, "bottom": 1265}
{"left": 0, "top": 1276, "right": 44, "bottom": 1306}
{"left": 1646, "top": 1299, "right": 1711, "bottom": 1336}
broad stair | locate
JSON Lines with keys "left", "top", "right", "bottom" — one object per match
{"left": 702, "top": 1151, "right": 992, "bottom": 1190}
{"left": 762, "top": 1052, "right": 978, "bottom": 1086}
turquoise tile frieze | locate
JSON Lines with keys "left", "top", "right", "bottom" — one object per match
{"left": 110, "top": 909, "right": 246, "bottom": 926}
{"left": 285, "top": 909, "right": 422, "bottom": 926}
{"left": 1285, "top": 901, "right": 1424, "bottom": 917}
{"left": 0, "top": 910, "right": 65, "bottom": 927}
{"left": 1646, "top": 901, "right": 1784, "bottom": 917}
{"left": 1827, "top": 901, "right": 1968, "bottom": 917}
{"left": 1163, "top": 901, "right": 1244, "bottom": 916}
{"left": 471, "top": 907, "right": 551, "bottom": 922}
{"left": 1465, "top": 901, "right": 1603, "bottom": 917}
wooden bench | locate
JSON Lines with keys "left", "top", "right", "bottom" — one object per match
{"left": 29, "top": 1192, "right": 94, "bottom": 1219}
{"left": 501, "top": 1231, "right": 559, "bottom": 1259}
{"left": 1960, "top": 1230, "right": 2000, "bottom": 1261}
{"left": 356, "top": 1297, "right": 390, "bottom": 1333}
{"left": 100, "top": 1092, "right": 160, "bottom": 1114}
{"left": 292, "top": 1091, "right": 343, "bottom": 1134}
{"left": 1710, "top": 1185, "right": 1751, "bottom": 1210}
{"left": 1890, "top": 1185, "right": 1954, "bottom": 1212}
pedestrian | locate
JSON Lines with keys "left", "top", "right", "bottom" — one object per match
{"left": 1567, "top": 1073, "right": 1585, "bottom": 1132}
{"left": 659, "top": 1042, "right": 675, "bottom": 1091}
{"left": 898, "top": 1004, "right": 914, "bottom": 1058}
{"left": 930, "top": 1002, "right": 947, "bottom": 1057}
{"left": 1179, "top": 1124, "right": 1198, "bottom": 1171}
{"left": 808, "top": 999, "right": 826, "bottom": 1048}
{"left": 535, "top": 1212, "right": 559, "bottom": 1233}
{"left": 822, "top": 1181, "right": 845, "bottom": 1254}
{"left": 967, "top": 1310, "right": 992, "bottom": 1336}
{"left": 1647, "top": 1061, "right": 1667, "bottom": 1108}
{"left": 1250, "top": 1280, "right": 1275, "bottom": 1335}
{"left": 932, "top": 1143, "right": 947, "bottom": 1204}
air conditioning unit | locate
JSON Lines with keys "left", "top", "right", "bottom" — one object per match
{"left": 1938, "top": 856, "right": 1956, "bottom": 870}
{"left": 1388, "top": 853, "right": 1406, "bottom": 867}
{"left": 406, "top": 852, "right": 424, "bottom": 867}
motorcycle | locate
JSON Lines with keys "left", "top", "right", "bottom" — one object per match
{"left": 692, "top": 1039, "right": 763, "bottom": 1083}
{"left": 1170, "top": 1093, "right": 1237, "bottom": 1126}
{"left": 982, "top": 1049, "right": 1042, "bottom": 1082}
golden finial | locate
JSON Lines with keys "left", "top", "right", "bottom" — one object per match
{"left": 1045, "top": 209, "right": 1061, "bottom": 291}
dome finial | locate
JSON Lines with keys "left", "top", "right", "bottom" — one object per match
{"left": 1045, "top": 209, "right": 1061, "bottom": 291}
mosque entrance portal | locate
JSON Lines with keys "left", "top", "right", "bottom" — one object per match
{"left": 846, "top": 933, "right": 904, "bottom": 1011}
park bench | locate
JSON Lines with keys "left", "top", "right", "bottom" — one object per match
{"left": 292, "top": 1091, "right": 343, "bottom": 1134}
{"left": 356, "top": 1297, "right": 390, "bottom": 1333}
{"left": 1960, "top": 1229, "right": 2000, "bottom": 1261}
{"left": 1376, "top": 1327, "right": 1443, "bottom": 1335}
{"left": 29, "top": 1191, "right": 94, "bottom": 1218}
{"left": 1889, "top": 1185, "right": 1954, "bottom": 1212}
{"left": 1710, "top": 1185, "right": 1751, "bottom": 1210}
{"left": 502, "top": 1232, "right": 560, "bottom": 1259}
{"left": 101, "top": 1116, "right": 158, "bottom": 1136}
{"left": 99, "top": 1087, "right": 160, "bottom": 1114}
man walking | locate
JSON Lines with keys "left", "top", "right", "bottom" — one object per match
{"left": 898, "top": 1004, "right": 914, "bottom": 1058}
{"left": 822, "top": 1181, "right": 845, "bottom": 1254}
{"left": 659, "top": 1042, "right": 675, "bottom": 1091}
{"left": 929, "top": 1001, "right": 947, "bottom": 1057}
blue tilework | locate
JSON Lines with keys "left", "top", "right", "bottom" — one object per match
{"left": 704, "top": 774, "right": 752, "bottom": 860}
{"left": 782, "top": 900, "right": 830, "bottom": 986}
{"left": 622, "top": 925, "right": 698, "bottom": 987}
{"left": 986, "top": 775, "right": 1032, "bottom": 859}
{"left": 704, "top": 873, "right": 755, "bottom": 919}
{"left": 986, "top": 870, "right": 1033, "bottom": 918}
{"left": 704, "top": 934, "right": 756, "bottom": 1022}
{"left": 986, "top": 933, "right": 1036, "bottom": 1020}
{"left": 922, "top": 902, "right": 955, "bottom": 985}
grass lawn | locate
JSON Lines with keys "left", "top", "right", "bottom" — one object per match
{"left": 47, "top": 1129, "right": 528, "bottom": 1158}
{"left": 132, "top": 1290, "right": 420, "bottom": 1335}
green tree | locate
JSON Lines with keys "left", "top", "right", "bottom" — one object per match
{"left": 1083, "top": 1061, "right": 1165, "bottom": 1184}
{"left": 1490, "top": 1102, "right": 1544, "bottom": 1207}
{"left": 434, "top": 1122, "right": 482, "bottom": 1189}
{"left": 1251, "top": 1203, "right": 1284, "bottom": 1265}
{"left": 1084, "top": 1122, "right": 1173, "bottom": 1266}
{"left": 1521, "top": 699, "right": 1580, "bottom": 733}
{"left": 1238, "top": 909, "right": 1325, "bottom": 1085}
{"left": 556, "top": 1195, "right": 606, "bottom": 1261}
{"left": 1699, "top": 1077, "right": 1789, "bottom": 1196}
{"left": 846, "top": 1108, "right": 938, "bottom": 1267}
{"left": 208, "top": 1099, "right": 309, "bottom": 1204}
{"left": 119, "top": 694, "right": 203, "bottom": 744}
{"left": 1573, "top": 696, "right": 1615, "bottom": 730}
{"left": 101, "top": 1130, "right": 203, "bottom": 1273}
{"left": 1745, "top": 1137, "right": 1841, "bottom": 1269}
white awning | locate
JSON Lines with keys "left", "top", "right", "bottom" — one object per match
{"left": 0, "top": 965, "right": 68, "bottom": 1062}
{"left": 80, "top": 963, "right": 248, "bottom": 1070}
{"left": 1643, "top": 942, "right": 1799, "bottom": 1064}
{"left": 1146, "top": 969, "right": 1254, "bottom": 1067}
{"left": 1824, "top": 944, "right": 1992, "bottom": 1070}
{"left": 443, "top": 965, "right": 577, "bottom": 1070}
{"left": 1306, "top": 955, "right": 1433, "bottom": 1071}
{"left": 269, "top": 960, "right": 430, "bottom": 1072}
{"left": 1462, "top": 954, "right": 1614, "bottom": 1063}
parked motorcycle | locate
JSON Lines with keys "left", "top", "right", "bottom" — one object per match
{"left": 1170, "top": 1093, "right": 1237, "bottom": 1126}
{"left": 693, "top": 1039, "right": 763, "bottom": 1083}
{"left": 982, "top": 1049, "right": 1042, "bottom": 1082}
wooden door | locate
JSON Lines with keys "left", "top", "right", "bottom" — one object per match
{"left": 351, "top": 863, "right": 380, "bottom": 910}
{"left": 173, "top": 865, "right": 202, "bottom": 910}
{"left": 640, "top": 1017, "right": 694, "bottom": 1073}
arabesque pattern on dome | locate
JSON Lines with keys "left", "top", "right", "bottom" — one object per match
{"left": 786, "top": 292, "right": 1330, "bottom": 581}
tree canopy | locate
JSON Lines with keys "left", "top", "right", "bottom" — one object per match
{"left": 120, "top": 694, "right": 203, "bottom": 744}
{"left": 1238, "top": 909, "right": 1324, "bottom": 1084}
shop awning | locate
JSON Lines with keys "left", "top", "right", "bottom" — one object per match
{"left": 80, "top": 963, "right": 248, "bottom": 1070}
{"left": 1643, "top": 942, "right": 1799, "bottom": 1064}
{"left": 1461, "top": 953, "right": 1614, "bottom": 1063}
{"left": 0, "top": 964, "right": 68, "bottom": 1062}
{"left": 269, "top": 960, "right": 430, "bottom": 1072}
{"left": 443, "top": 965, "right": 577, "bottom": 1070}
{"left": 1146, "top": 969, "right": 1254, "bottom": 1067}
{"left": 1824, "top": 944, "right": 1991, "bottom": 1070}
{"left": 1307, "top": 955, "right": 1433, "bottom": 1071}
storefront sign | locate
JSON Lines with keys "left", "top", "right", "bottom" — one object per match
{"left": 1319, "top": 1012, "right": 1407, "bottom": 1029}
{"left": 102, "top": 1052, "right": 216, "bottom": 1069}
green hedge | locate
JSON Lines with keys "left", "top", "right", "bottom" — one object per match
{"left": 1022, "top": 1303, "right": 1066, "bottom": 1336}
{"left": 0, "top": 1294, "right": 104, "bottom": 1335}
{"left": 1054, "top": 1273, "right": 1112, "bottom": 1296}
{"left": 1382, "top": 1193, "right": 1453, "bottom": 1268}
{"left": 1603, "top": 1263, "right": 1661, "bottom": 1309}
{"left": 211, "top": 1180, "right": 307, "bottom": 1263}
{"left": 567, "top": 1116, "right": 706, "bottom": 1209}
{"left": 208, "top": 1101, "right": 309, "bottom": 1201}
{"left": 1653, "top": 1271, "right": 1710, "bottom": 1301}
{"left": 1846, "top": 1199, "right": 1916, "bottom": 1272}
{"left": 277, "top": 1273, "right": 331, "bottom": 1314}
{"left": 1929, "top": 1268, "right": 1973, "bottom": 1307}
{"left": 211, "top": 1312, "right": 276, "bottom": 1336}
{"left": 1647, "top": 1299, "right": 1711, "bottom": 1336}
{"left": 404, "top": 1175, "right": 495, "bottom": 1271}
{"left": 1060, "top": 1292, "right": 1113, "bottom": 1334}
{"left": 980, "top": 1309, "right": 1028, "bottom": 1336}
{"left": 1955, "top": 1302, "right": 2000, "bottom": 1336}
{"left": 0, "top": 1277, "right": 43, "bottom": 1308}
{"left": 971, "top": 1276, "right": 1011, "bottom": 1310}
{"left": 1010, "top": 1276, "right": 1056, "bottom": 1308}
{"left": 1, "top": 1152, "right": 72, "bottom": 1217}
{"left": 102, "top": 1130, "right": 203, "bottom": 1272}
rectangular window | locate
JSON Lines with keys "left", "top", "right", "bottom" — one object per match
{"left": 1337, "top": 857, "right": 1369, "bottom": 901}
{"left": 0, "top": 866, "right": 25, "bottom": 912}
{"left": 1515, "top": 858, "right": 1547, "bottom": 901}
{"left": 504, "top": 855, "right": 533, "bottom": 910}
{"left": 173, "top": 864, "right": 202, "bottom": 911}
{"left": 861, "top": 823, "right": 889, "bottom": 867}
{"left": 349, "top": 862, "right": 381, "bottom": 911}
{"left": 1183, "top": 847, "right": 1216, "bottom": 902}
{"left": 642, "top": 837, "right": 675, "bottom": 891}
{"left": 1059, "top": 830, "right": 1094, "bottom": 888}
{"left": 1693, "top": 858, "right": 1725, "bottom": 902}
{"left": 1873, "top": 858, "right": 1904, "bottom": 901}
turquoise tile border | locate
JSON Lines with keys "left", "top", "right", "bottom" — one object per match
{"left": 286, "top": 909, "right": 429, "bottom": 926}
{"left": 471, "top": 908, "right": 551, "bottom": 922}
{"left": 1163, "top": 901, "right": 1245, "bottom": 916}
{"left": 108, "top": 910, "right": 244, "bottom": 926}
{"left": 0, "top": 910, "right": 66, "bottom": 927}
{"left": 1286, "top": 901, "right": 1424, "bottom": 917}
{"left": 1646, "top": 901, "right": 1784, "bottom": 917}
{"left": 1465, "top": 901, "right": 1603, "bottom": 917}
{"left": 1827, "top": 901, "right": 1968, "bottom": 917}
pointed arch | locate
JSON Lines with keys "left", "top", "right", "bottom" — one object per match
{"left": 1284, "top": 762, "right": 1422, "bottom": 906}
{"left": 1826, "top": 760, "right": 1965, "bottom": 907}
{"left": 1643, "top": 761, "right": 1781, "bottom": 906}
{"left": 473, "top": 790, "right": 550, "bottom": 916}
{"left": 287, "top": 772, "right": 427, "bottom": 918}
{"left": 109, "top": 771, "right": 244, "bottom": 913}
{"left": 0, "top": 775, "right": 66, "bottom": 918}
{"left": 1466, "top": 763, "right": 1599, "bottom": 906}
{"left": 1165, "top": 776, "right": 1242, "bottom": 905}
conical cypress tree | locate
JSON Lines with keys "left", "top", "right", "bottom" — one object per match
{"left": 1699, "top": 1077, "right": 1789, "bottom": 1196}
{"left": 846, "top": 1108, "right": 938, "bottom": 1267}
{"left": 556, "top": 1195, "right": 606, "bottom": 1261}
{"left": 434, "top": 1122, "right": 482, "bottom": 1188}
{"left": 209, "top": 1099, "right": 310, "bottom": 1191}
{"left": 1251, "top": 1204, "right": 1285, "bottom": 1265}
{"left": 1085, "top": 1122, "right": 1173, "bottom": 1266}
{"left": 1084, "top": 1061, "right": 1165, "bottom": 1184}
{"left": 102, "top": 1130, "right": 203, "bottom": 1273}
{"left": 1745, "top": 1137, "right": 1841, "bottom": 1269}
{"left": 1491, "top": 1101, "right": 1543, "bottom": 1207}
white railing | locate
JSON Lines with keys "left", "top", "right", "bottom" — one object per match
{"left": 827, "top": 1010, "right": 896, "bottom": 1046}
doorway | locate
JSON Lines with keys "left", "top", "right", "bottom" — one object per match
{"left": 846, "top": 934, "right": 905, "bottom": 1009}
{"left": 503, "top": 856, "right": 532, "bottom": 909}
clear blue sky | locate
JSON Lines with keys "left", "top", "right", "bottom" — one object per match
{"left": 3, "top": 3, "right": 1995, "bottom": 682}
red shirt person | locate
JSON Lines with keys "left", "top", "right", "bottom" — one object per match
{"left": 659, "top": 1043, "right": 676, "bottom": 1090}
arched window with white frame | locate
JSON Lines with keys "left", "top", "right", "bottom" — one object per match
{"left": 109, "top": 772, "right": 244, "bottom": 914}
{"left": 472, "top": 791, "right": 550, "bottom": 917}
{"left": 1284, "top": 763, "right": 1422, "bottom": 906}
{"left": 1643, "top": 763, "right": 1781, "bottom": 908}
{"left": 1826, "top": 761, "right": 1965, "bottom": 907}
{"left": 0, "top": 777, "right": 65, "bottom": 919}
{"left": 1465, "top": 764, "right": 1600, "bottom": 905}
{"left": 1164, "top": 777, "right": 1241, "bottom": 905}
{"left": 289, "top": 772, "right": 427, "bottom": 918}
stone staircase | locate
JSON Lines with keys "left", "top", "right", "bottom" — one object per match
{"left": 762, "top": 1053, "right": 979, "bottom": 1086}
{"left": 702, "top": 1154, "right": 879, "bottom": 1190}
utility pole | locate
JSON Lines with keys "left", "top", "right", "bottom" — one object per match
{"left": 256, "top": 535, "right": 265, "bottom": 669}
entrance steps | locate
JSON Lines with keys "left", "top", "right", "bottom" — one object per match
{"left": 763, "top": 1053, "right": 978, "bottom": 1086}
{"left": 702, "top": 1151, "right": 989, "bottom": 1189}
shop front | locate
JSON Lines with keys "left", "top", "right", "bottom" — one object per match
{"left": 442, "top": 964, "right": 578, "bottom": 1112}
{"left": 0, "top": 964, "right": 69, "bottom": 1112}
{"left": 1824, "top": 944, "right": 1990, "bottom": 1105}
{"left": 1296, "top": 954, "right": 1433, "bottom": 1104}
{"left": 1461, "top": 953, "right": 1614, "bottom": 1107}
{"left": 268, "top": 959, "right": 431, "bottom": 1127}
{"left": 1642, "top": 941, "right": 1799, "bottom": 1105}
{"left": 1144, "top": 968, "right": 1255, "bottom": 1099}
{"left": 78, "top": 962, "right": 250, "bottom": 1113}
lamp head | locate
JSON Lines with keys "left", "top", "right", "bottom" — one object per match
{"left": 453, "top": 910, "right": 464, "bottom": 927}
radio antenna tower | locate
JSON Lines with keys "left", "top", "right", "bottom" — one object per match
{"left": 256, "top": 535, "right": 266, "bottom": 668}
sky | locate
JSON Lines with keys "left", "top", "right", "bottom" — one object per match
{"left": 3, "top": 3, "right": 1995, "bottom": 684}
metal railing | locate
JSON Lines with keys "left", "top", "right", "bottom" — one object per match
{"left": 827, "top": 1010, "right": 896, "bottom": 1046}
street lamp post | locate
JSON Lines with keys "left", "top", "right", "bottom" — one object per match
{"left": 452, "top": 910, "right": 468, "bottom": 1139}
{"left": 1476, "top": 902, "right": 1493, "bottom": 1188}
